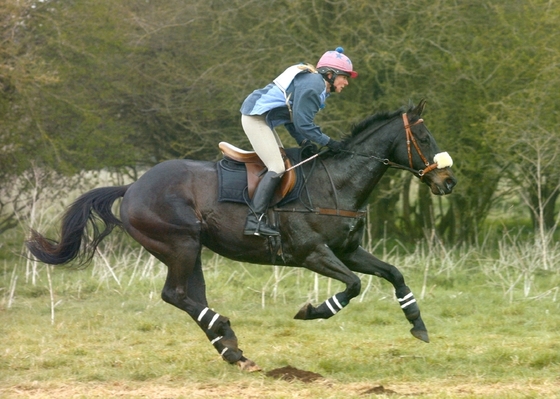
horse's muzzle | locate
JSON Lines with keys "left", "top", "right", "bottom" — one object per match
{"left": 427, "top": 168, "right": 457, "bottom": 195}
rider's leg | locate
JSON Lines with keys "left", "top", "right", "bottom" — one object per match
{"left": 243, "top": 170, "right": 283, "bottom": 236}
{"left": 241, "top": 115, "right": 285, "bottom": 172}
{"left": 241, "top": 115, "right": 286, "bottom": 236}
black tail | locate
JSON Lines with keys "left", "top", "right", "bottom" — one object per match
{"left": 26, "top": 185, "right": 131, "bottom": 266}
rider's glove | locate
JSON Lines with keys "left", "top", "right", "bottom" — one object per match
{"left": 326, "top": 138, "right": 343, "bottom": 154}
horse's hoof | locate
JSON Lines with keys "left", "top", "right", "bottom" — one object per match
{"left": 236, "top": 357, "right": 262, "bottom": 372}
{"left": 293, "top": 303, "right": 313, "bottom": 320}
{"left": 410, "top": 328, "right": 430, "bottom": 343}
{"left": 408, "top": 314, "right": 429, "bottom": 342}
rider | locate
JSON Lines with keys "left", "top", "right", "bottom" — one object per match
{"left": 240, "top": 47, "right": 358, "bottom": 236}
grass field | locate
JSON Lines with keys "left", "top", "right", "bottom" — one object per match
{"left": 1, "top": 237, "right": 560, "bottom": 398}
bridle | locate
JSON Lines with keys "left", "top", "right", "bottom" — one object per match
{"left": 339, "top": 113, "right": 440, "bottom": 180}
{"left": 401, "top": 113, "right": 439, "bottom": 179}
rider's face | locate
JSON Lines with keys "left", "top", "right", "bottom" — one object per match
{"left": 329, "top": 74, "right": 349, "bottom": 93}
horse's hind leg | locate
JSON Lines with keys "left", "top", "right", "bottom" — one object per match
{"left": 162, "top": 255, "right": 230, "bottom": 354}
{"left": 128, "top": 221, "right": 259, "bottom": 370}
{"left": 158, "top": 245, "right": 260, "bottom": 369}
{"left": 179, "top": 250, "right": 260, "bottom": 371}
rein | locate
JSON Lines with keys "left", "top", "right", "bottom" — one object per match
{"left": 275, "top": 111, "right": 439, "bottom": 218}
{"left": 342, "top": 113, "right": 438, "bottom": 179}
{"left": 274, "top": 153, "right": 367, "bottom": 219}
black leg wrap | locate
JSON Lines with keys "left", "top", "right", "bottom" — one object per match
{"left": 198, "top": 307, "right": 244, "bottom": 362}
{"left": 294, "top": 293, "right": 348, "bottom": 320}
{"left": 396, "top": 286, "right": 420, "bottom": 321}
{"left": 396, "top": 286, "right": 429, "bottom": 343}
{"left": 197, "top": 307, "right": 229, "bottom": 334}
{"left": 205, "top": 323, "right": 244, "bottom": 364}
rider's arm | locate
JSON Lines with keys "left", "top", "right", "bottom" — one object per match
{"left": 290, "top": 74, "right": 331, "bottom": 146}
{"left": 285, "top": 123, "right": 306, "bottom": 145}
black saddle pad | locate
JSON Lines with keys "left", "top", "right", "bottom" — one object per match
{"left": 217, "top": 147, "right": 305, "bottom": 206}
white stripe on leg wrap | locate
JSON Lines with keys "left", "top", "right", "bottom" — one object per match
{"left": 197, "top": 307, "right": 209, "bottom": 322}
{"left": 211, "top": 336, "right": 223, "bottom": 345}
{"left": 326, "top": 300, "right": 337, "bottom": 315}
{"left": 398, "top": 292, "right": 414, "bottom": 302}
{"left": 398, "top": 293, "right": 416, "bottom": 309}
{"left": 326, "top": 295, "right": 344, "bottom": 315}
{"left": 400, "top": 298, "right": 417, "bottom": 309}
{"left": 208, "top": 313, "right": 220, "bottom": 330}
{"left": 331, "top": 295, "right": 344, "bottom": 310}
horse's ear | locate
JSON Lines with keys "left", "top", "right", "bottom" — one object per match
{"left": 412, "top": 98, "right": 427, "bottom": 117}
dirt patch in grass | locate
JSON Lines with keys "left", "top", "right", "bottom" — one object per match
{"left": 360, "top": 385, "right": 399, "bottom": 395}
{"left": 265, "top": 365, "right": 324, "bottom": 383}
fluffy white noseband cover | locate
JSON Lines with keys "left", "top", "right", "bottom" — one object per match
{"left": 433, "top": 152, "right": 453, "bottom": 169}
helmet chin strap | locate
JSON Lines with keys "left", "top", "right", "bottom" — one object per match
{"left": 324, "top": 72, "right": 337, "bottom": 92}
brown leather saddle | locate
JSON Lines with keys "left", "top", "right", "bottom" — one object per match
{"left": 219, "top": 142, "right": 296, "bottom": 203}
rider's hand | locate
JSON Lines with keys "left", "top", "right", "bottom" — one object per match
{"left": 300, "top": 139, "right": 318, "bottom": 157}
{"left": 327, "top": 138, "right": 343, "bottom": 153}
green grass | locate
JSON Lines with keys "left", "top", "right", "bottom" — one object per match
{"left": 1, "top": 245, "right": 560, "bottom": 398}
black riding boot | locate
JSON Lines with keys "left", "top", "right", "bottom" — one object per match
{"left": 244, "top": 171, "right": 282, "bottom": 236}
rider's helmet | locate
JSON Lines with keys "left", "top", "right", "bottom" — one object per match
{"left": 316, "top": 47, "right": 358, "bottom": 78}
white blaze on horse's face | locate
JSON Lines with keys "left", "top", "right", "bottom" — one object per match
{"left": 433, "top": 152, "right": 453, "bottom": 169}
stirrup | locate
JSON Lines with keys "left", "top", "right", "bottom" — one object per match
{"left": 254, "top": 223, "right": 280, "bottom": 237}
{"left": 244, "top": 214, "right": 279, "bottom": 237}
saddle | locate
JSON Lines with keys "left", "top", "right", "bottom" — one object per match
{"left": 218, "top": 142, "right": 297, "bottom": 203}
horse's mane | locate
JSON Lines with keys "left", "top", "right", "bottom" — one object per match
{"left": 326, "top": 104, "right": 412, "bottom": 157}
{"left": 349, "top": 106, "right": 409, "bottom": 138}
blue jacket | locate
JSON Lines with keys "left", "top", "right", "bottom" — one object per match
{"left": 240, "top": 71, "right": 331, "bottom": 146}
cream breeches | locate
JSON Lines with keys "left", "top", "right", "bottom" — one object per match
{"left": 241, "top": 114, "right": 286, "bottom": 174}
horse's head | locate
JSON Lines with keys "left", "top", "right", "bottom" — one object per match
{"left": 391, "top": 99, "right": 457, "bottom": 195}
{"left": 342, "top": 99, "right": 456, "bottom": 196}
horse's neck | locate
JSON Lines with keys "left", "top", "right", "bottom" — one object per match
{"left": 318, "top": 140, "right": 391, "bottom": 210}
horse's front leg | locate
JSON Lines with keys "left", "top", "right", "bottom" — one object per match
{"left": 339, "top": 246, "right": 429, "bottom": 343}
{"left": 294, "top": 244, "right": 362, "bottom": 320}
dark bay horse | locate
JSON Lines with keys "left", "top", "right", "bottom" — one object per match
{"left": 27, "top": 100, "right": 457, "bottom": 371}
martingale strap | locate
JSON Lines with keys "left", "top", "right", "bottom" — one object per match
{"left": 274, "top": 207, "right": 366, "bottom": 218}
{"left": 313, "top": 208, "right": 366, "bottom": 218}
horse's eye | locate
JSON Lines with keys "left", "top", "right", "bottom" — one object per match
{"left": 416, "top": 131, "right": 430, "bottom": 144}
